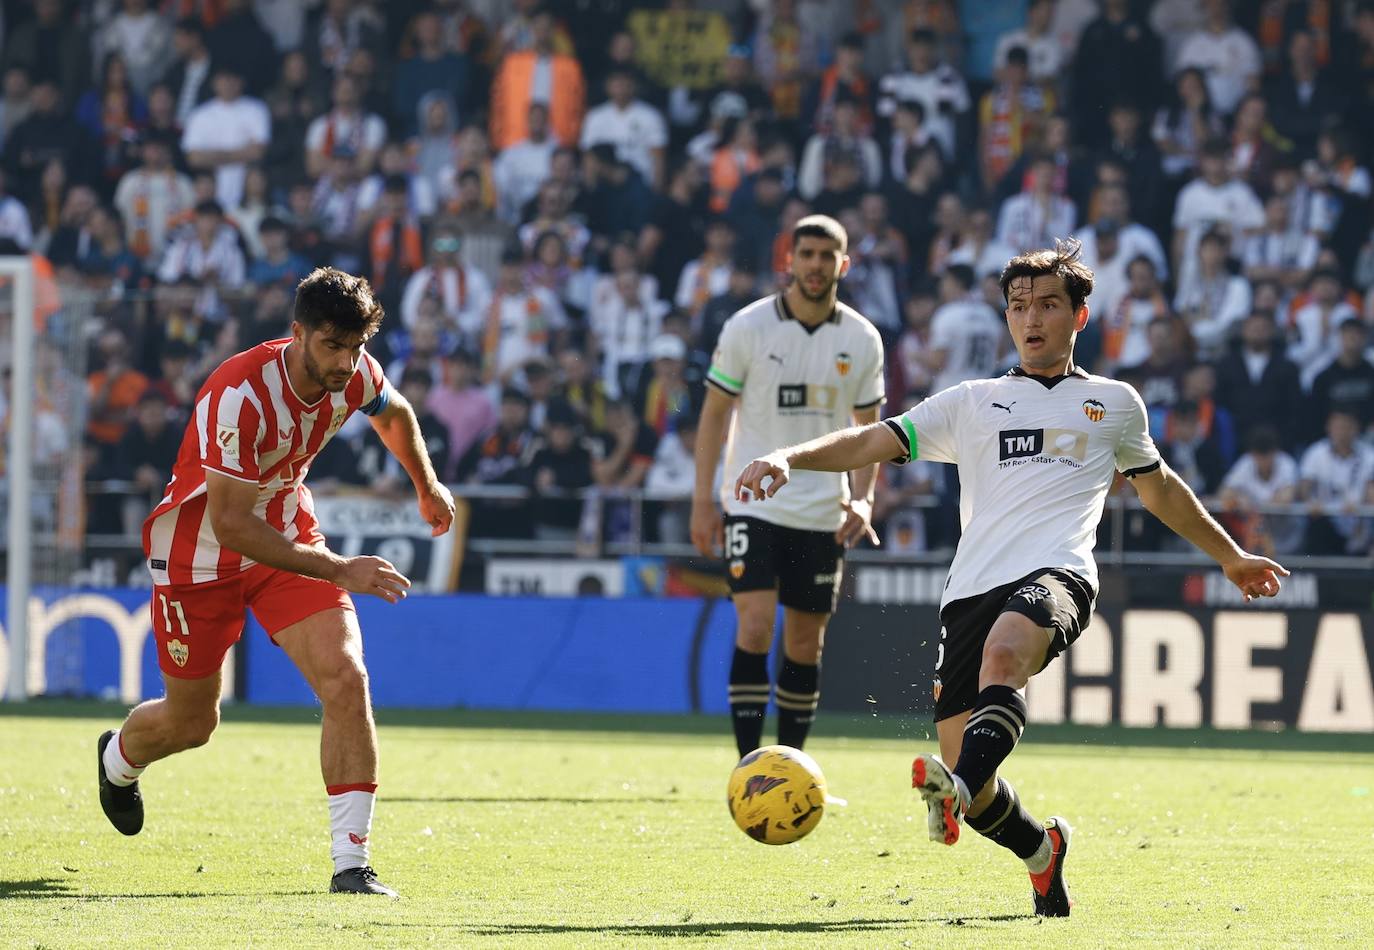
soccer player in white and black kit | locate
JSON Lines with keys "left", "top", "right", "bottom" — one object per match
{"left": 691, "top": 215, "right": 886, "bottom": 758}
{"left": 734, "top": 241, "right": 1288, "bottom": 917}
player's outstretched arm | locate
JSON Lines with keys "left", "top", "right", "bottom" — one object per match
{"left": 1130, "top": 462, "right": 1290, "bottom": 602}
{"left": 205, "top": 471, "right": 412, "bottom": 602}
{"left": 735, "top": 422, "right": 903, "bottom": 502}
{"left": 368, "top": 392, "right": 456, "bottom": 537}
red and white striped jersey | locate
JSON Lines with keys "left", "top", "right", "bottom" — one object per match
{"left": 142, "top": 338, "right": 392, "bottom": 586}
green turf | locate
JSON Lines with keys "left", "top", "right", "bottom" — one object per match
{"left": 2, "top": 703, "right": 1372, "bottom": 949}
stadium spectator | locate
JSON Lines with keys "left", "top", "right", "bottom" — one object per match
{"left": 1095, "top": 101, "right": 1165, "bottom": 226}
{"left": 1173, "top": 228, "right": 1251, "bottom": 360}
{"left": 1298, "top": 408, "right": 1374, "bottom": 554}
{"left": 894, "top": 284, "right": 937, "bottom": 404}
{"left": 1159, "top": 399, "right": 1229, "bottom": 497}
{"left": 157, "top": 198, "right": 246, "bottom": 296}
{"left": 993, "top": 0, "right": 1061, "bottom": 83}
{"left": 977, "top": 46, "right": 1054, "bottom": 195}
{"left": 1119, "top": 314, "right": 1191, "bottom": 412}
{"left": 489, "top": 8, "right": 584, "bottom": 150}
{"left": 886, "top": 97, "right": 938, "bottom": 183}
{"left": 1072, "top": 0, "right": 1163, "bottom": 147}
{"left": 696, "top": 262, "right": 759, "bottom": 363}
{"left": 725, "top": 167, "right": 786, "bottom": 273}
{"left": 399, "top": 224, "right": 492, "bottom": 333}
{"left": 635, "top": 333, "right": 699, "bottom": 437}
{"left": 592, "top": 398, "right": 657, "bottom": 491}
{"left": 927, "top": 264, "right": 1004, "bottom": 393}
{"left": 45, "top": 184, "right": 100, "bottom": 272}
{"left": 492, "top": 102, "right": 556, "bottom": 224}
{"left": 395, "top": 10, "right": 473, "bottom": 140}
{"left": 1218, "top": 425, "right": 1302, "bottom": 555}
{"left": 580, "top": 67, "right": 667, "bottom": 192}
{"left": 1290, "top": 268, "right": 1360, "bottom": 380}
{"left": 1171, "top": 137, "right": 1264, "bottom": 284}
{"left": 806, "top": 32, "right": 873, "bottom": 137}
{"left": 1176, "top": 0, "right": 1262, "bottom": 116}
{"left": 1227, "top": 94, "right": 1284, "bottom": 193}
{"left": 247, "top": 216, "right": 312, "bottom": 290}
{"left": 181, "top": 67, "right": 270, "bottom": 211}
{"left": 582, "top": 146, "right": 652, "bottom": 244}
{"left": 306, "top": 76, "right": 387, "bottom": 180}
{"left": 4, "top": 79, "right": 92, "bottom": 202}
{"left": 1214, "top": 310, "right": 1304, "bottom": 447}
{"left": 102, "top": 389, "right": 181, "bottom": 530}
{"left": 876, "top": 28, "right": 969, "bottom": 161}
{"left": 114, "top": 133, "right": 193, "bottom": 263}
{"left": 0, "top": 167, "right": 33, "bottom": 250}
{"left": 96, "top": 0, "right": 173, "bottom": 99}
{"left": 1152, "top": 67, "right": 1223, "bottom": 186}
{"left": 675, "top": 217, "right": 735, "bottom": 330}
{"left": 798, "top": 97, "right": 880, "bottom": 202}
{"left": 236, "top": 281, "right": 292, "bottom": 349}
{"left": 3, "top": 0, "right": 89, "bottom": 109}
{"left": 206, "top": 0, "right": 279, "bottom": 97}
{"left": 1307, "top": 317, "right": 1374, "bottom": 439}
{"left": 525, "top": 397, "right": 596, "bottom": 541}
{"left": 0, "top": 66, "right": 33, "bottom": 153}
{"left": 1074, "top": 183, "right": 1168, "bottom": 278}
{"left": 164, "top": 18, "right": 214, "bottom": 126}
{"left": 477, "top": 250, "right": 567, "bottom": 386}
{"left": 590, "top": 249, "right": 667, "bottom": 400}
{"left": 352, "top": 366, "right": 452, "bottom": 496}
{"left": 996, "top": 155, "right": 1076, "bottom": 253}
{"left": 77, "top": 204, "right": 144, "bottom": 292}
{"left": 701, "top": 43, "right": 772, "bottom": 130}
{"left": 1242, "top": 194, "right": 1321, "bottom": 290}
{"left": 708, "top": 117, "right": 761, "bottom": 215}
{"left": 643, "top": 408, "right": 698, "bottom": 543}
{"left": 87, "top": 328, "right": 150, "bottom": 446}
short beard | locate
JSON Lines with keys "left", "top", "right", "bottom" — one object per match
{"left": 303, "top": 350, "right": 350, "bottom": 392}
{"left": 797, "top": 277, "right": 836, "bottom": 301}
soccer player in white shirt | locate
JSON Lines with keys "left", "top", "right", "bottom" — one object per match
{"left": 691, "top": 215, "right": 886, "bottom": 759}
{"left": 734, "top": 240, "right": 1287, "bottom": 918}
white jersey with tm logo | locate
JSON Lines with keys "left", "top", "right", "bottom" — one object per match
{"left": 709, "top": 294, "right": 886, "bottom": 532}
{"left": 883, "top": 366, "right": 1161, "bottom": 609}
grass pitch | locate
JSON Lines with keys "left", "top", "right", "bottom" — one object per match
{"left": 1, "top": 703, "right": 1372, "bottom": 949}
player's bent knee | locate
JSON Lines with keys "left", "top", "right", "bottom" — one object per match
{"left": 179, "top": 710, "right": 219, "bottom": 749}
{"left": 980, "top": 640, "right": 1035, "bottom": 688}
{"left": 316, "top": 661, "right": 370, "bottom": 716}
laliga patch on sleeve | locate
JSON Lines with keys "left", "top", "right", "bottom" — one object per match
{"left": 216, "top": 423, "right": 240, "bottom": 459}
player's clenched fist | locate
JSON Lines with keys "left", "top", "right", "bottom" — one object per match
{"left": 735, "top": 454, "right": 790, "bottom": 502}
{"left": 418, "top": 481, "right": 456, "bottom": 537}
{"left": 334, "top": 556, "right": 413, "bottom": 603}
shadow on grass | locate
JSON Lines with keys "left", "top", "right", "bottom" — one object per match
{"left": 387, "top": 796, "right": 689, "bottom": 805}
{"left": 0, "top": 878, "right": 319, "bottom": 900}
{"left": 3, "top": 700, "right": 1371, "bottom": 754}
{"left": 381, "top": 914, "right": 1032, "bottom": 937}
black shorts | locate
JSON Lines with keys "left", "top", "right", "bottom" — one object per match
{"left": 933, "top": 567, "right": 1095, "bottom": 721}
{"left": 723, "top": 515, "right": 844, "bottom": 615}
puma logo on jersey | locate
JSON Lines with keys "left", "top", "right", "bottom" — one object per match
{"left": 767, "top": 353, "right": 784, "bottom": 365}
{"left": 992, "top": 401, "right": 1015, "bottom": 414}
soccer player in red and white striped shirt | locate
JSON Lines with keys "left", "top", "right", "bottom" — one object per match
{"left": 96, "top": 268, "right": 456, "bottom": 897}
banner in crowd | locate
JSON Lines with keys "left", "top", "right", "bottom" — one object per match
{"left": 627, "top": 9, "right": 733, "bottom": 89}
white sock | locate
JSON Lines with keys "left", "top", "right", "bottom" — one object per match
{"left": 1024, "top": 830, "right": 1054, "bottom": 875}
{"left": 103, "top": 730, "right": 146, "bottom": 787}
{"left": 327, "top": 784, "right": 377, "bottom": 874}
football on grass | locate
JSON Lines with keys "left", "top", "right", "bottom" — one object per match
{"left": 726, "top": 745, "right": 827, "bottom": 845}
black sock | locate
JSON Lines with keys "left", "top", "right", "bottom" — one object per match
{"left": 953, "top": 685, "right": 1027, "bottom": 798}
{"left": 728, "top": 647, "right": 770, "bottom": 758}
{"left": 966, "top": 777, "right": 1048, "bottom": 860}
{"left": 774, "top": 657, "right": 820, "bottom": 750}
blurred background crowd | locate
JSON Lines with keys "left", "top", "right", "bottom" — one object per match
{"left": 3, "top": 0, "right": 1374, "bottom": 560}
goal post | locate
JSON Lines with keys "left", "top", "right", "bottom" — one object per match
{"left": 3, "top": 254, "right": 34, "bottom": 702}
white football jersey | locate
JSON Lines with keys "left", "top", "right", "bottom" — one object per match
{"left": 928, "top": 298, "right": 1006, "bottom": 393}
{"left": 710, "top": 294, "right": 886, "bottom": 531}
{"left": 884, "top": 367, "right": 1161, "bottom": 608}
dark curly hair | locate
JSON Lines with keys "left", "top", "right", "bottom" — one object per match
{"left": 293, "top": 267, "right": 385, "bottom": 339}
{"left": 999, "top": 238, "right": 1095, "bottom": 313}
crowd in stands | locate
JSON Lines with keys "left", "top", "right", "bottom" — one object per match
{"left": 4, "top": 0, "right": 1374, "bottom": 557}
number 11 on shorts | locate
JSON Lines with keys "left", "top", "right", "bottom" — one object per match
{"left": 159, "top": 593, "right": 190, "bottom": 637}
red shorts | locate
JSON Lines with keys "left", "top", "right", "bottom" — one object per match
{"left": 151, "top": 563, "right": 355, "bottom": 679}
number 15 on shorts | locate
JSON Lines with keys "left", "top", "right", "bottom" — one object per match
{"left": 725, "top": 521, "right": 749, "bottom": 557}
